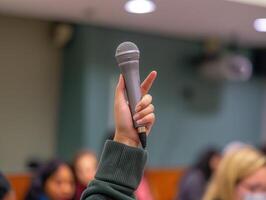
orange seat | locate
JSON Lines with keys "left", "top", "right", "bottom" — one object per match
{"left": 7, "top": 173, "right": 32, "bottom": 200}
{"left": 146, "top": 168, "right": 186, "bottom": 200}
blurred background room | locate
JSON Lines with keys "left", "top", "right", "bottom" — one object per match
{"left": 0, "top": 0, "right": 266, "bottom": 200}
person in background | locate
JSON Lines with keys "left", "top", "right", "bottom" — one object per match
{"left": 261, "top": 145, "right": 266, "bottom": 155}
{"left": 25, "top": 160, "right": 75, "bottom": 200}
{"left": 135, "top": 173, "right": 154, "bottom": 200}
{"left": 0, "top": 172, "right": 15, "bottom": 200}
{"left": 222, "top": 141, "right": 248, "bottom": 155}
{"left": 177, "top": 147, "right": 221, "bottom": 200}
{"left": 73, "top": 151, "right": 98, "bottom": 200}
{"left": 203, "top": 147, "right": 266, "bottom": 200}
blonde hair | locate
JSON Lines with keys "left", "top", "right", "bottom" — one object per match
{"left": 203, "top": 147, "right": 266, "bottom": 200}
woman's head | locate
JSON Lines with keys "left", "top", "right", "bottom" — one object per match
{"left": 73, "top": 151, "right": 97, "bottom": 186}
{"left": 203, "top": 147, "right": 266, "bottom": 200}
{"left": 194, "top": 147, "right": 221, "bottom": 180}
{"left": 26, "top": 160, "right": 75, "bottom": 200}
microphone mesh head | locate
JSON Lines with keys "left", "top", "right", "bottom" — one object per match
{"left": 115, "top": 41, "right": 140, "bottom": 64}
{"left": 116, "top": 41, "right": 139, "bottom": 55}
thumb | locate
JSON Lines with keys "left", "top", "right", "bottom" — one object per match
{"left": 115, "top": 74, "right": 126, "bottom": 102}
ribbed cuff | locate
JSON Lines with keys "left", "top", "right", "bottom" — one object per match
{"left": 95, "top": 140, "right": 147, "bottom": 190}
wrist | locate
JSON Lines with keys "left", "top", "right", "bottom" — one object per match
{"left": 113, "top": 132, "right": 139, "bottom": 148}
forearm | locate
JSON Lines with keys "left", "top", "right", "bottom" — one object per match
{"left": 81, "top": 140, "right": 147, "bottom": 200}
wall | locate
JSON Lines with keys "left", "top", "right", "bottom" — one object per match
{"left": 0, "top": 15, "right": 61, "bottom": 172}
{"left": 59, "top": 25, "right": 265, "bottom": 167}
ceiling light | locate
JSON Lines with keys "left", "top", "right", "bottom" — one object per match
{"left": 225, "top": 0, "right": 266, "bottom": 7}
{"left": 125, "top": 0, "right": 156, "bottom": 14}
{"left": 254, "top": 18, "right": 266, "bottom": 32}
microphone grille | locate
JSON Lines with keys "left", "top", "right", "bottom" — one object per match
{"left": 115, "top": 41, "right": 139, "bottom": 57}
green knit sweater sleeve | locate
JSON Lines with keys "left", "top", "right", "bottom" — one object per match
{"left": 81, "top": 140, "right": 147, "bottom": 200}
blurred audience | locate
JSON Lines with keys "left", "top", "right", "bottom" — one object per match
{"left": 0, "top": 172, "right": 15, "bottom": 200}
{"left": 203, "top": 147, "right": 266, "bottom": 200}
{"left": 222, "top": 141, "right": 248, "bottom": 155}
{"left": 73, "top": 151, "right": 97, "bottom": 200}
{"left": 135, "top": 174, "right": 154, "bottom": 200}
{"left": 177, "top": 147, "right": 221, "bottom": 200}
{"left": 25, "top": 160, "right": 75, "bottom": 200}
{"left": 26, "top": 159, "right": 43, "bottom": 173}
{"left": 261, "top": 145, "right": 266, "bottom": 155}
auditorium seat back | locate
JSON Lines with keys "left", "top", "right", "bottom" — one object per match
{"left": 146, "top": 168, "right": 186, "bottom": 200}
{"left": 7, "top": 173, "right": 31, "bottom": 200}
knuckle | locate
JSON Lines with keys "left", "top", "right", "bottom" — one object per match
{"left": 146, "top": 113, "right": 154, "bottom": 120}
{"left": 142, "top": 95, "right": 152, "bottom": 105}
{"left": 150, "top": 104, "right": 154, "bottom": 111}
{"left": 146, "top": 94, "right": 152, "bottom": 101}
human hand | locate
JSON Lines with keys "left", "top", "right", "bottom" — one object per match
{"left": 113, "top": 71, "right": 157, "bottom": 147}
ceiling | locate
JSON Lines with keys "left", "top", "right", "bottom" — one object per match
{"left": 0, "top": 0, "right": 266, "bottom": 46}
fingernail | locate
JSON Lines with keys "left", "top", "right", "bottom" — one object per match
{"left": 135, "top": 106, "right": 141, "bottom": 112}
{"left": 137, "top": 119, "right": 142, "bottom": 125}
{"left": 133, "top": 114, "right": 139, "bottom": 120}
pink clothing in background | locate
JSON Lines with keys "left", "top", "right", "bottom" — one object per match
{"left": 135, "top": 176, "right": 154, "bottom": 200}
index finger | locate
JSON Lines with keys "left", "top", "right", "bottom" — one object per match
{"left": 141, "top": 71, "right": 157, "bottom": 96}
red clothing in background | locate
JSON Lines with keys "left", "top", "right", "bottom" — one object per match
{"left": 75, "top": 183, "right": 86, "bottom": 200}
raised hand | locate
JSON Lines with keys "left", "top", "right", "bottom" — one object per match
{"left": 114, "top": 71, "right": 157, "bottom": 147}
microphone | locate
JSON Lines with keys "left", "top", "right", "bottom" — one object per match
{"left": 115, "top": 41, "right": 147, "bottom": 149}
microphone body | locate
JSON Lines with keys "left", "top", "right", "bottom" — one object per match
{"left": 115, "top": 42, "right": 147, "bottom": 148}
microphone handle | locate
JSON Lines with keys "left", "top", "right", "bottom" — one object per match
{"left": 120, "top": 61, "right": 147, "bottom": 148}
{"left": 137, "top": 127, "right": 147, "bottom": 149}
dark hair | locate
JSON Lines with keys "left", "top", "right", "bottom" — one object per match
{"left": 193, "top": 147, "right": 220, "bottom": 180}
{"left": 25, "top": 159, "right": 67, "bottom": 200}
{"left": 0, "top": 172, "right": 11, "bottom": 200}
{"left": 261, "top": 145, "right": 266, "bottom": 155}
